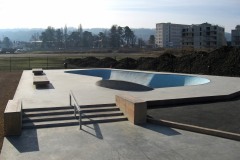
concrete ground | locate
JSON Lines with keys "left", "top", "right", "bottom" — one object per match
{"left": 1, "top": 122, "right": 240, "bottom": 160}
{"left": 148, "top": 98, "right": 240, "bottom": 134}
{"left": 1, "top": 69, "right": 240, "bottom": 159}
{"left": 13, "top": 69, "right": 240, "bottom": 109}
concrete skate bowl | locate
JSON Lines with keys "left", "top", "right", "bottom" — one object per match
{"left": 65, "top": 69, "right": 210, "bottom": 91}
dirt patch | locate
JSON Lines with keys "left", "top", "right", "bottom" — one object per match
{"left": 67, "top": 46, "right": 240, "bottom": 77}
{"left": 0, "top": 71, "right": 22, "bottom": 152}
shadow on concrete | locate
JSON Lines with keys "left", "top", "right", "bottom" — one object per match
{"left": 82, "top": 122, "right": 103, "bottom": 140}
{"left": 139, "top": 123, "right": 181, "bottom": 136}
{"left": 96, "top": 80, "right": 153, "bottom": 92}
{"left": 36, "top": 83, "right": 55, "bottom": 90}
{"left": 147, "top": 96, "right": 240, "bottom": 134}
{"left": 148, "top": 94, "right": 240, "bottom": 109}
{"left": 7, "top": 129, "right": 39, "bottom": 153}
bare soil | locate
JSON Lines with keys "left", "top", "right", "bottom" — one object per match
{"left": 0, "top": 71, "right": 22, "bottom": 152}
{"left": 67, "top": 46, "right": 240, "bottom": 77}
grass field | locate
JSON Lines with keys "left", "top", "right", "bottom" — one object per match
{"left": 0, "top": 52, "right": 159, "bottom": 71}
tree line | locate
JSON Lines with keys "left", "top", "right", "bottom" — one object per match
{"left": 34, "top": 24, "right": 155, "bottom": 49}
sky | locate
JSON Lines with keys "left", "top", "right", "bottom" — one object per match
{"left": 0, "top": 0, "right": 239, "bottom": 32}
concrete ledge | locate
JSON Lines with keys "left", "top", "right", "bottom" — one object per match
{"left": 116, "top": 94, "right": 147, "bottom": 124}
{"left": 147, "top": 118, "right": 240, "bottom": 141}
{"left": 33, "top": 75, "right": 49, "bottom": 86}
{"left": 32, "top": 68, "right": 43, "bottom": 75}
{"left": 4, "top": 100, "right": 22, "bottom": 136}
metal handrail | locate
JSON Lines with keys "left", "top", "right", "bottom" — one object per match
{"left": 69, "top": 90, "right": 82, "bottom": 130}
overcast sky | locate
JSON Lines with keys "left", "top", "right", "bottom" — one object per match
{"left": 0, "top": 0, "right": 239, "bottom": 32}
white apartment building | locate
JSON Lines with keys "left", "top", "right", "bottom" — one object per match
{"left": 155, "top": 23, "right": 189, "bottom": 48}
{"left": 182, "top": 23, "right": 226, "bottom": 50}
{"left": 232, "top": 25, "right": 240, "bottom": 47}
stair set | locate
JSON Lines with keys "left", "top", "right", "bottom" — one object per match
{"left": 22, "top": 105, "right": 127, "bottom": 129}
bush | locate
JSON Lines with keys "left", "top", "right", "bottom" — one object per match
{"left": 115, "top": 58, "right": 137, "bottom": 69}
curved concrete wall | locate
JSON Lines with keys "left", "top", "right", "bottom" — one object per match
{"left": 66, "top": 69, "right": 210, "bottom": 89}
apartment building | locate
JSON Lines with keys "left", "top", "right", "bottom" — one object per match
{"left": 155, "top": 23, "right": 189, "bottom": 48}
{"left": 182, "top": 23, "right": 226, "bottom": 50}
{"left": 231, "top": 25, "right": 240, "bottom": 47}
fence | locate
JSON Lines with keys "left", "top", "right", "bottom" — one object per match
{"left": 0, "top": 56, "right": 68, "bottom": 71}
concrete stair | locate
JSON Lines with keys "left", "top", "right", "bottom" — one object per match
{"left": 22, "top": 105, "right": 127, "bottom": 129}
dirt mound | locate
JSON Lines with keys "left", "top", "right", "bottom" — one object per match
{"left": 156, "top": 53, "right": 176, "bottom": 72}
{"left": 136, "top": 57, "right": 158, "bottom": 71}
{"left": 67, "top": 46, "right": 240, "bottom": 77}
{"left": 115, "top": 58, "right": 137, "bottom": 69}
{"left": 96, "top": 57, "right": 118, "bottom": 68}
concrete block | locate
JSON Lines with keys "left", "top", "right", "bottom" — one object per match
{"left": 32, "top": 68, "right": 43, "bottom": 75}
{"left": 4, "top": 100, "right": 22, "bottom": 136}
{"left": 116, "top": 94, "right": 147, "bottom": 124}
{"left": 33, "top": 75, "right": 49, "bottom": 85}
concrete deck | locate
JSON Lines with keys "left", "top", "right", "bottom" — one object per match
{"left": 1, "top": 122, "right": 240, "bottom": 160}
{"left": 13, "top": 69, "right": 240, "bottom": 109}
{"left": 2, "top": 69, "right": 240, "bottom": 159}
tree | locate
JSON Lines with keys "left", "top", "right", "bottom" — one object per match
{"left": 40, "top": 26, "right": 56, "bottom": 48}
{"left": 82, "top": 31, "right": 93, "bottom": 48}
{"left": 30, "top": 33, "right": 40, "bottom": 42}
{"left": 2, "top": 37, "right": 12, "bottom": 48}
{"left": 109, "top": 25, "right": 125, "bottom": 48}
{"left": 98, "top": 31, "right": 109, "bottom": 48}
{"left": 138, "top": 38, "right": 145, "bottom": 48}
{"left": 124, "top": 26, "right": 133, "bottom": 47}
{"left": 30, "top": 33, "right": 40, "bottom": 49}
{"left": 55, "top": 29, "right": 64, "bottom": 48}
{"left": 64, "top": 25, "right": 68, "bottom": 49}
{"left": 109, "top": 25, "right": 118, "bottom": 48}
{"left": 148, "top": 35, "right": 155, "bottom": 47}
{"left": 77, "top": 24, "right": 83, "bottom": 47}
{"left": 117, "top": 26, "right": 124, "bottom": 47}
{"left": 130, "top": 34, "right": 136, "bottom": 47}
{"left": 68, "top": 31, "right": 80, "bottom": 48}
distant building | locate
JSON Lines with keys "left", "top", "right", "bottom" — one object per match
{"left": 182, "top": 23, "right": 226, "bottom": 50}
{"left": 231, "top": 25, "right": 240, "bottom": 47}
{"left": 155, "top": 23, "right": 190, "bottom": 48}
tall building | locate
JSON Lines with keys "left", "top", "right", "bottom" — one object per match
{"left": 155, "top": 23, "right": 189, "bottom": 48}
{"left": 231, "top": 25, "right": 240, "bottom": 47}
{"left": 182, "top": 23, "right": 226, "bottom": 50}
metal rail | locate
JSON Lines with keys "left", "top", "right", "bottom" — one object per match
{"left": 69, "top": 90, "right": 82, "bottom": 130}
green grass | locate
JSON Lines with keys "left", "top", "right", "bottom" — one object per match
{"left": 0, "top": 53, "right": 159, "bottom": 71}
{"left": 0, "top": 57, "right": 67, "bottom": 71}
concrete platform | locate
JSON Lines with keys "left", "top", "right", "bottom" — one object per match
{"left": 1, "top": 122, "right": 240, "bottom": 160}
{"left": 3, "top": 69, "right": 240, "bottom": 159}
{"left": 13, "top": 68, "right": 240, "bottom": 108}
